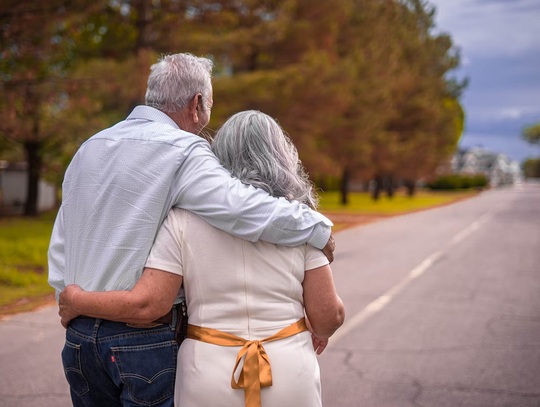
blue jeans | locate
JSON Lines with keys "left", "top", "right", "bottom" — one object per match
{"left": 61, "top": 310, "right": 178, "bottom": 407}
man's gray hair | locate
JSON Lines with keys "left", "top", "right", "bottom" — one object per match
{"left": 212, "top": 111, "right": 319, "bottom": 209}
{"left": 145, "top": 53, "right": 213, "bottom": 113}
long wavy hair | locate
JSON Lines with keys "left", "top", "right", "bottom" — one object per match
{"left": 211, "top": 111, "right": 319, "bottom": 209}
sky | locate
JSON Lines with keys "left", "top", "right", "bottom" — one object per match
{"left": 427, "top": 0, "right": 540, "bottom": 162}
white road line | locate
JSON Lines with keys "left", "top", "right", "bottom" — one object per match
{"left": 328, "top": 209, "right": 498, "bottom": 347}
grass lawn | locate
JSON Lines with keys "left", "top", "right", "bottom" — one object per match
{"left": 0, "top": 188, "right": 479, "bottom": 314}
{"left": 318, "top": 189, "right": 479, "bottom": 215}
{"left": 0, "top": 211, "right": 57, "bottom": 314}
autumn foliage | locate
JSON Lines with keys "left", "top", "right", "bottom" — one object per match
{"left": 0, "top": 0, "right": 466, "bottom": 212}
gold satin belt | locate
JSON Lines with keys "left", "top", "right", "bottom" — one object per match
{"left": 187, "top": 318, "right": 308, "bottom": 407}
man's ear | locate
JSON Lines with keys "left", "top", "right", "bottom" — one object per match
{"left": 188, "top": 93, "right": 202, "bottom": 123}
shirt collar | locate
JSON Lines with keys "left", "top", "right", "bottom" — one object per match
{"left": 126, "top": 106, "right": 180, "bottom": 130}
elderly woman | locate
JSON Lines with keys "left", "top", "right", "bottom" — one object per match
{"left": 59, "top": 111, "right": 344, "bottom": 407}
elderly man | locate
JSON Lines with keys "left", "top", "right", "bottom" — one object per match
{"left": 48, "top": 53, "right": 334, "bottom": 407}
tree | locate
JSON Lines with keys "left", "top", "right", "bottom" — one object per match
{"left": 379, "top": 0, "right": 466, "bottom": 199}
{"left": 187, "top": 0, "right": 352, "bottom": 179}
{"left": 522, "top": 123, "right": 540, "bottom": 179}
{"left": 0, "top": 0, "right": 185, "bottom": 215}
{"left": 326, "top": 0, "right": 465, "bottom": 202}
{"left": 523, "top": 123, "right": 540, "bottom": 145}
{"left": 523, "top": 158, "right": 540, "bottom": 178}
{"left": 0, "top": 0, "right": 175, "bottom": 214}
{"left": 1, "top": 0, "right": 467, "bottom": 212}
{"left": 181, "top": 0, "right": 467, "bottom": 204}
{"left": 0, "top": 0, "right": 97, "bottom": 215}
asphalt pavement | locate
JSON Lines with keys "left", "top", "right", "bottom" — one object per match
{"left": 0, "top": 304, "right": 70, "bottom": 406}
{"left": 319, "top": 182, "right": 540, "bottom": 407}
{"left": 0, "top": 183, "right": 539, "bottom": 407}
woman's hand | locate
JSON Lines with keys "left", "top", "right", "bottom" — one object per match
{"left": 305, "top": 316, "right": 329, "bottom": 355}
{"left": 59, "top": 285, "right": 83, "bottom": 329}
{"left": 311, "top": 334, "right": 329, "bottom": 355}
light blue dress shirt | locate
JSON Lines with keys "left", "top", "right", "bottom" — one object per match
{"left": 48, "top": 106, "right": 332, "bottom": 297}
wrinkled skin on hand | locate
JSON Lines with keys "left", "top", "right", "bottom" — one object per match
{"left": 58, "top": 284, "right": 83, "bottom": 329}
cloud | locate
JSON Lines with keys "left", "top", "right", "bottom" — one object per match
{"left": 499, "top": 107, "right": 540, "bottom": 121}
{"left": 461, "top": 56, "right": 471, "bottom": 66}
{"left": 460, "top": 52, "right": 540, "bottom": 124}
{"left": 430, "top": 0, "right": 540, "bottom": 57}
{"left": 427, "top": 0, "right": 540, "bottom": 161}
{"left": 500, "top": 108, "right": 523, "bottom": 120}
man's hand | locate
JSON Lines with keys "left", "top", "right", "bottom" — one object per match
{"left": 59, "top": 285, "right": 83, "bottom": 329}
{"left": 322, "top": 233, "right": 335, "bottom": 264}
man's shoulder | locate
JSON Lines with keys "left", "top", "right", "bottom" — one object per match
{"left": 83, "top": 118, "right": 207, "bottom": 150}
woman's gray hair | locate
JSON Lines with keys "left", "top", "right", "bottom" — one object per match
{"left": 145, "top": 53, "right": 213, "bottom": 113}
{"left": 212, "top": 111, "right": 319, "bottom": 209}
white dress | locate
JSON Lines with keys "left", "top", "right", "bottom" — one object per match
{"left": 145, "top": 208, "right": 329, "bottom": 407}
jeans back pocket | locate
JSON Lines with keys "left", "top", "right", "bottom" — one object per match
{"left": 111, "top": 340, "right": 178, "bottom": 406}
{"left": 62, "top": 339, "right": 90, "bottom": 397}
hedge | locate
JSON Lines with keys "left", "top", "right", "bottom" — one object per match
{"left": 427, "top": 174, "right": 488, "bottom": 190}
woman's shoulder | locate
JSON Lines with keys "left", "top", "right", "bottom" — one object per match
{"left": 172, "top": 210, "right": 327, "bottom": 269}
{"left": 304, "top": 243, "right": 330, "bottom": 271}
{"left": 176, "top": 209, "right": 238, "bottom": 243}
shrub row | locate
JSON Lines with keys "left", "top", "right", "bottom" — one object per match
{"left": 427, "top": 174, "right": 488, "bottom": 190}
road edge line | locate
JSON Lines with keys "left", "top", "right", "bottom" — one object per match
{"left": 328, "top": 209, "right": 498, "bottom": 347}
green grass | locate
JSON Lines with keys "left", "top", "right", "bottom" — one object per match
{"left": 318, "top": 189, "right": 478, "bottom": 215}
{"left": 0, "top": 211, "right": 57, "bottom": 309}
{"left": 0, "top": 188, "right": 478, "bottom": 312}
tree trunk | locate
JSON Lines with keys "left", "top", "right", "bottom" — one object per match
{"left": 340, "top": 167, "right": 350, "bottom": 205}
{"left": 372, "top": 174, "right": 383, "bottom": 201}
{"left": 405, "top": 179, "right": 416, "bottom": 196}
{"left": 128, "top": 1, "right": 154, "bottom": 114}
{"left": 247, "top": 50, "right": 259, "bottom": 72}
{"left": 318, "top": 176, "right": 326, "bottom": 192}
{"left": 385, "top": 176, "right": 395, "bottom": 199}
{"left": 135, "top": 0, "right": 153, "bottom": 52}
{"left": 24, "top": 140, "right": 42, "bottom": 216}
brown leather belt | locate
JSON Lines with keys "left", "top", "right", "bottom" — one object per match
{"left": 77, "top": 301, "right": 187, "bottom": 344}
{"left": 154, "top": 310, "right": 173, "bottom": 324}
{"left": 78, "top": 310, "right": 172, "bottom": 324}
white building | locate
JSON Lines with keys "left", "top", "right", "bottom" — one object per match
{"left": 452, "top": 148, "right": 522, "bottom": 187}
{"left": 0, "top": 161, "right": 56, "bottom": 215}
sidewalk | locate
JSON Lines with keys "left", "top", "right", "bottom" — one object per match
{"left": 0, "top": 305, "right": 71, "bottom": 407}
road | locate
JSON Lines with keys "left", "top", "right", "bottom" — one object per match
{"left": 0, "top": 183, "right": 539, "bottom": 407}
{"left": 319, "top": 183, "right": 540, "bottom": 407}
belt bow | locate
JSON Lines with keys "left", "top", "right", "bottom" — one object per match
{"left": 187, "top": 318, "right": 308, "bottom": 407}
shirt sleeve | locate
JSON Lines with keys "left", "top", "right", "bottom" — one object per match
{"left": 304, "top": 244, "right": 330, "bottom": 271}
{"left": 171, "top": 142, "right": 333, "bottom": 249}
{"left": 145, "top": 209, "right": 184, "bottom": 276}
{"left": 48, "top": 206, "right": 66, "bottom": 301}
